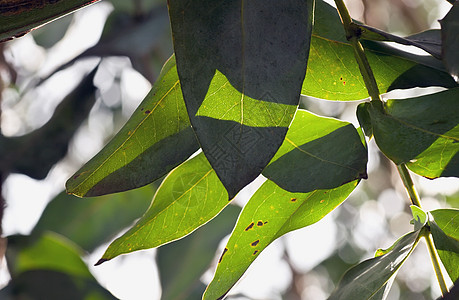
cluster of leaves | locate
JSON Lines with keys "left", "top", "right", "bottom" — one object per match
{"left": 1, "top": 0, "right": 459, "bottom": 299}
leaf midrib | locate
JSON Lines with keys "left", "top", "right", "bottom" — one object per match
{"left": 70, "top": 80, "right": 181, "bottom": 194}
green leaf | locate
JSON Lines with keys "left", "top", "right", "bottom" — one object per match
{"left": 33, "top": 185, "right": 155, "bottom": 252}
{"left": 440, "top": 2, "right": 459, "bottom": 82}
{"left": 0, "top": 0, "right": 101, "bottom": 42}
{"left": 429, "top": 209, "right": 459, "bottom": 282}
{"left": 66, "top": 56, "right": 199, "bottom": 197}
{"left": 328, "top": 231, "right": 420, "bottom": 300}
{"left": 4, "top": 232, "right": 115, "bottom": 299}
{"left": 203, "top": 180, "right": 359, "bottom": 299}
{"left": 410, "top": 205, "right": 427, "bottom": 231}
{"left": 158, "top": 205, "right": 240, "bottom": 300}
{"left": 302, "top": 1, "right": 457, "bottom": 101}
{"left": 7, "top": 232, "right": 91, "bottom": 279}
{"left": 263, "top": 110, "right": 367, "bottom": 193}
{"left": 365, "top": 88, "right": 459, "bottom": 178}
{"left": 169, "top": 0, "right": 314, "bottom": 198}
{"left": 96, "top": 153, "right": 229, "bottom": 263}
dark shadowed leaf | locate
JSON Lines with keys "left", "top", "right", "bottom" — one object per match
{"left": 357, "top": 25, "right": 441, "bottom": 59}
{"left": 0, "top": 0, "right": 101, "bottom": 42}
{"left": 158, "top": 205, "right": 240, "bottom": 300}
{"left": 203, "top": 179, "right": 359, "bottom": 299}
{"left": 429, "top": 209, "right": 459, "bottom": 282}
{"left": 303, "top": 1, "right": 457, "bottom": 101}
{"left": 4, "top": 232, "right": 115, "bottom": 299}
{"left": 169, "top": 0, "right": 314, "bottom": 198}
{"left": 360, "top": 88, "right": 459, "bottom": 178}
{"left": 328, "top": 231, "right": 420, "bottom": 300}
{"left": 263, "top": 110, "right": 367, "bottom": 193}
{"left": 0, "top": 67, "right": 98, "bottom": 180}
{"left": 66, "top": 56, "right": 199, "bottom": 197}
{"left": 33, "top": 185, "right": 155, "bottom": 252}
{"left": 97, "top": 153, "right": 229, "bottom": 263}
{"left": 440, "top": 2, "right": 459, "bottom": 83}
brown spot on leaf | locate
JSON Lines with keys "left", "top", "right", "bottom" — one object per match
{"left": 320, "top": 199, "right": 325, "bottom": 204}
{"left": 253, "top": 250, "right": 259, "bottom": 255}
{"left": 144, "top": 110, "right": 151, "bottom": 114}
{"left": 290, "top": 198, "right": 297, "bottom": 202}
{"left": 218, "top": 248, "right": 228, "bottom": 263}
{"left": 245, "top": 222, "right": 254, "bottom": 231}
{"left": 251, "top": 240, "right": 260, "bottom": 247}
{"left": 73, "top": 174, "right": 80, "bottom": 180}
{"left": 257, "top": 221, "right": 264, "bottom": 227}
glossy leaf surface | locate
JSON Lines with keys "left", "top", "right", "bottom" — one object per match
{"left": 66, "top": 56, "right": 199, "bottom": 197}
{"left": 34, "top": 185, "right": 154, "bottom": 252}
{"left": 97, "top": 153, "right": 228, "bottom": 263}
{"left": 263, "top": 110, "right": 367, "bottom": 192}
{"left": 204, "top": 179, "right": 358, "bottom": 299}
{"left": 441, "top": 2, "right": 459, "bottom": 82}
{"left": 158, "top": 205, "right": 240, "bottom": 300}
{"left": 169, "top": 0, "right": 314, "bottom": 198}
{"left": 429, "top": 209, "right": 459, "bottom": 282}
{"left": 303, "top": 1, "right": 457, "bottom": 101}
{"left": 328, "top": 231, "right": 420, "bottom": 300}
{"left": 0, "top": 0, "right": 100, "bottom": 42}
{"left": 361, "top": 88, "right": 459, "bottom": 178}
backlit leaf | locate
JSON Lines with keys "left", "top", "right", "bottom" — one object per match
{"left": 204, "top": 179, "right": 359, "bottom": 299}
{"left": 263, "top": 110, "right": 367, "bottom": 193}
{"left": 169, "top": 0, "right": 314, "bottom": 198}
{"left": 303, "top": 1, "right": 457, "bottom": 101}
{"left": 96, "top": 153, "right": 229, "bottom": 263}
{"left": 328, "top": 231, "right": 420, "bottom": 300}
{"left": 66, "top": 56, "right": 199, "bottom": 197}
{"left": 0, "top": 0, "right": 100, "bottom": 42}
{"left": 429, "top": 209, "right": 459, "bottom": 282}
{"left": 361, "top": 88, "right": 459, "bottom": 178}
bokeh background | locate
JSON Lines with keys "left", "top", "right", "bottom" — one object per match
{"left": 1, "top": 0, "right": 458, "bottom": 299}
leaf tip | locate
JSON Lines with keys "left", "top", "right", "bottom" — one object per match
{"left": 95, "top": 258, "right": 109, "bottom": 266}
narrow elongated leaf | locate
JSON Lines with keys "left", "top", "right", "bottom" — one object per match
{"left": 0, "top": 0, "right": 100, "bottom": 42}
{"left": 96, "top": 153, "right": 228, "bottom": 264}
{"left": 429, "top": 209, "right": 459, "bottom": 282}
{"left": 66, "top": 56, "right": 199, "bottom": 197}
{"left": 263, "top": 110, "right": 367, "bottom": 193}
{"left": 5, "top": 232, "right": 115, "bottom": 299}
{"left": 158, "top": 205, "right": 240, "bottom": 300}
{"left": 440, "top": 2, "right": 459, "bottom": 82}
{"left": 357, "top": 25, "right": 441, "bottom": 59}
{"left": 360, "top": 88, "right": 459, "bottom": 178}
{"left": 328, "top": 231, "right": 420, "bottom": 300}
{"left": 204, "top": 179, "right": 359, "bottom": 299}
{"left": 33, "top": 185, "right": 154, "bottom": 252}
{"left": 303, "top": 1, "right": 457, "bottom": 101}
{"left": 169, "top": 0, "right": 314, "bottom": 198}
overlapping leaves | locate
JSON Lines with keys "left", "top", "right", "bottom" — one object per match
{"left": 204, "top": 110, "right": 366, "bottom": 299}
{"left": 303, "top": 1, "right": 457, "bottom": 101}
{"left": 66, "top": 56, "right": 199, "bottom": 197}
{"left": 169, "top": 0, "right": 314, "bottom": 198}
{"left": 359, "top": 88, "right": 459, "bottom": 178}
